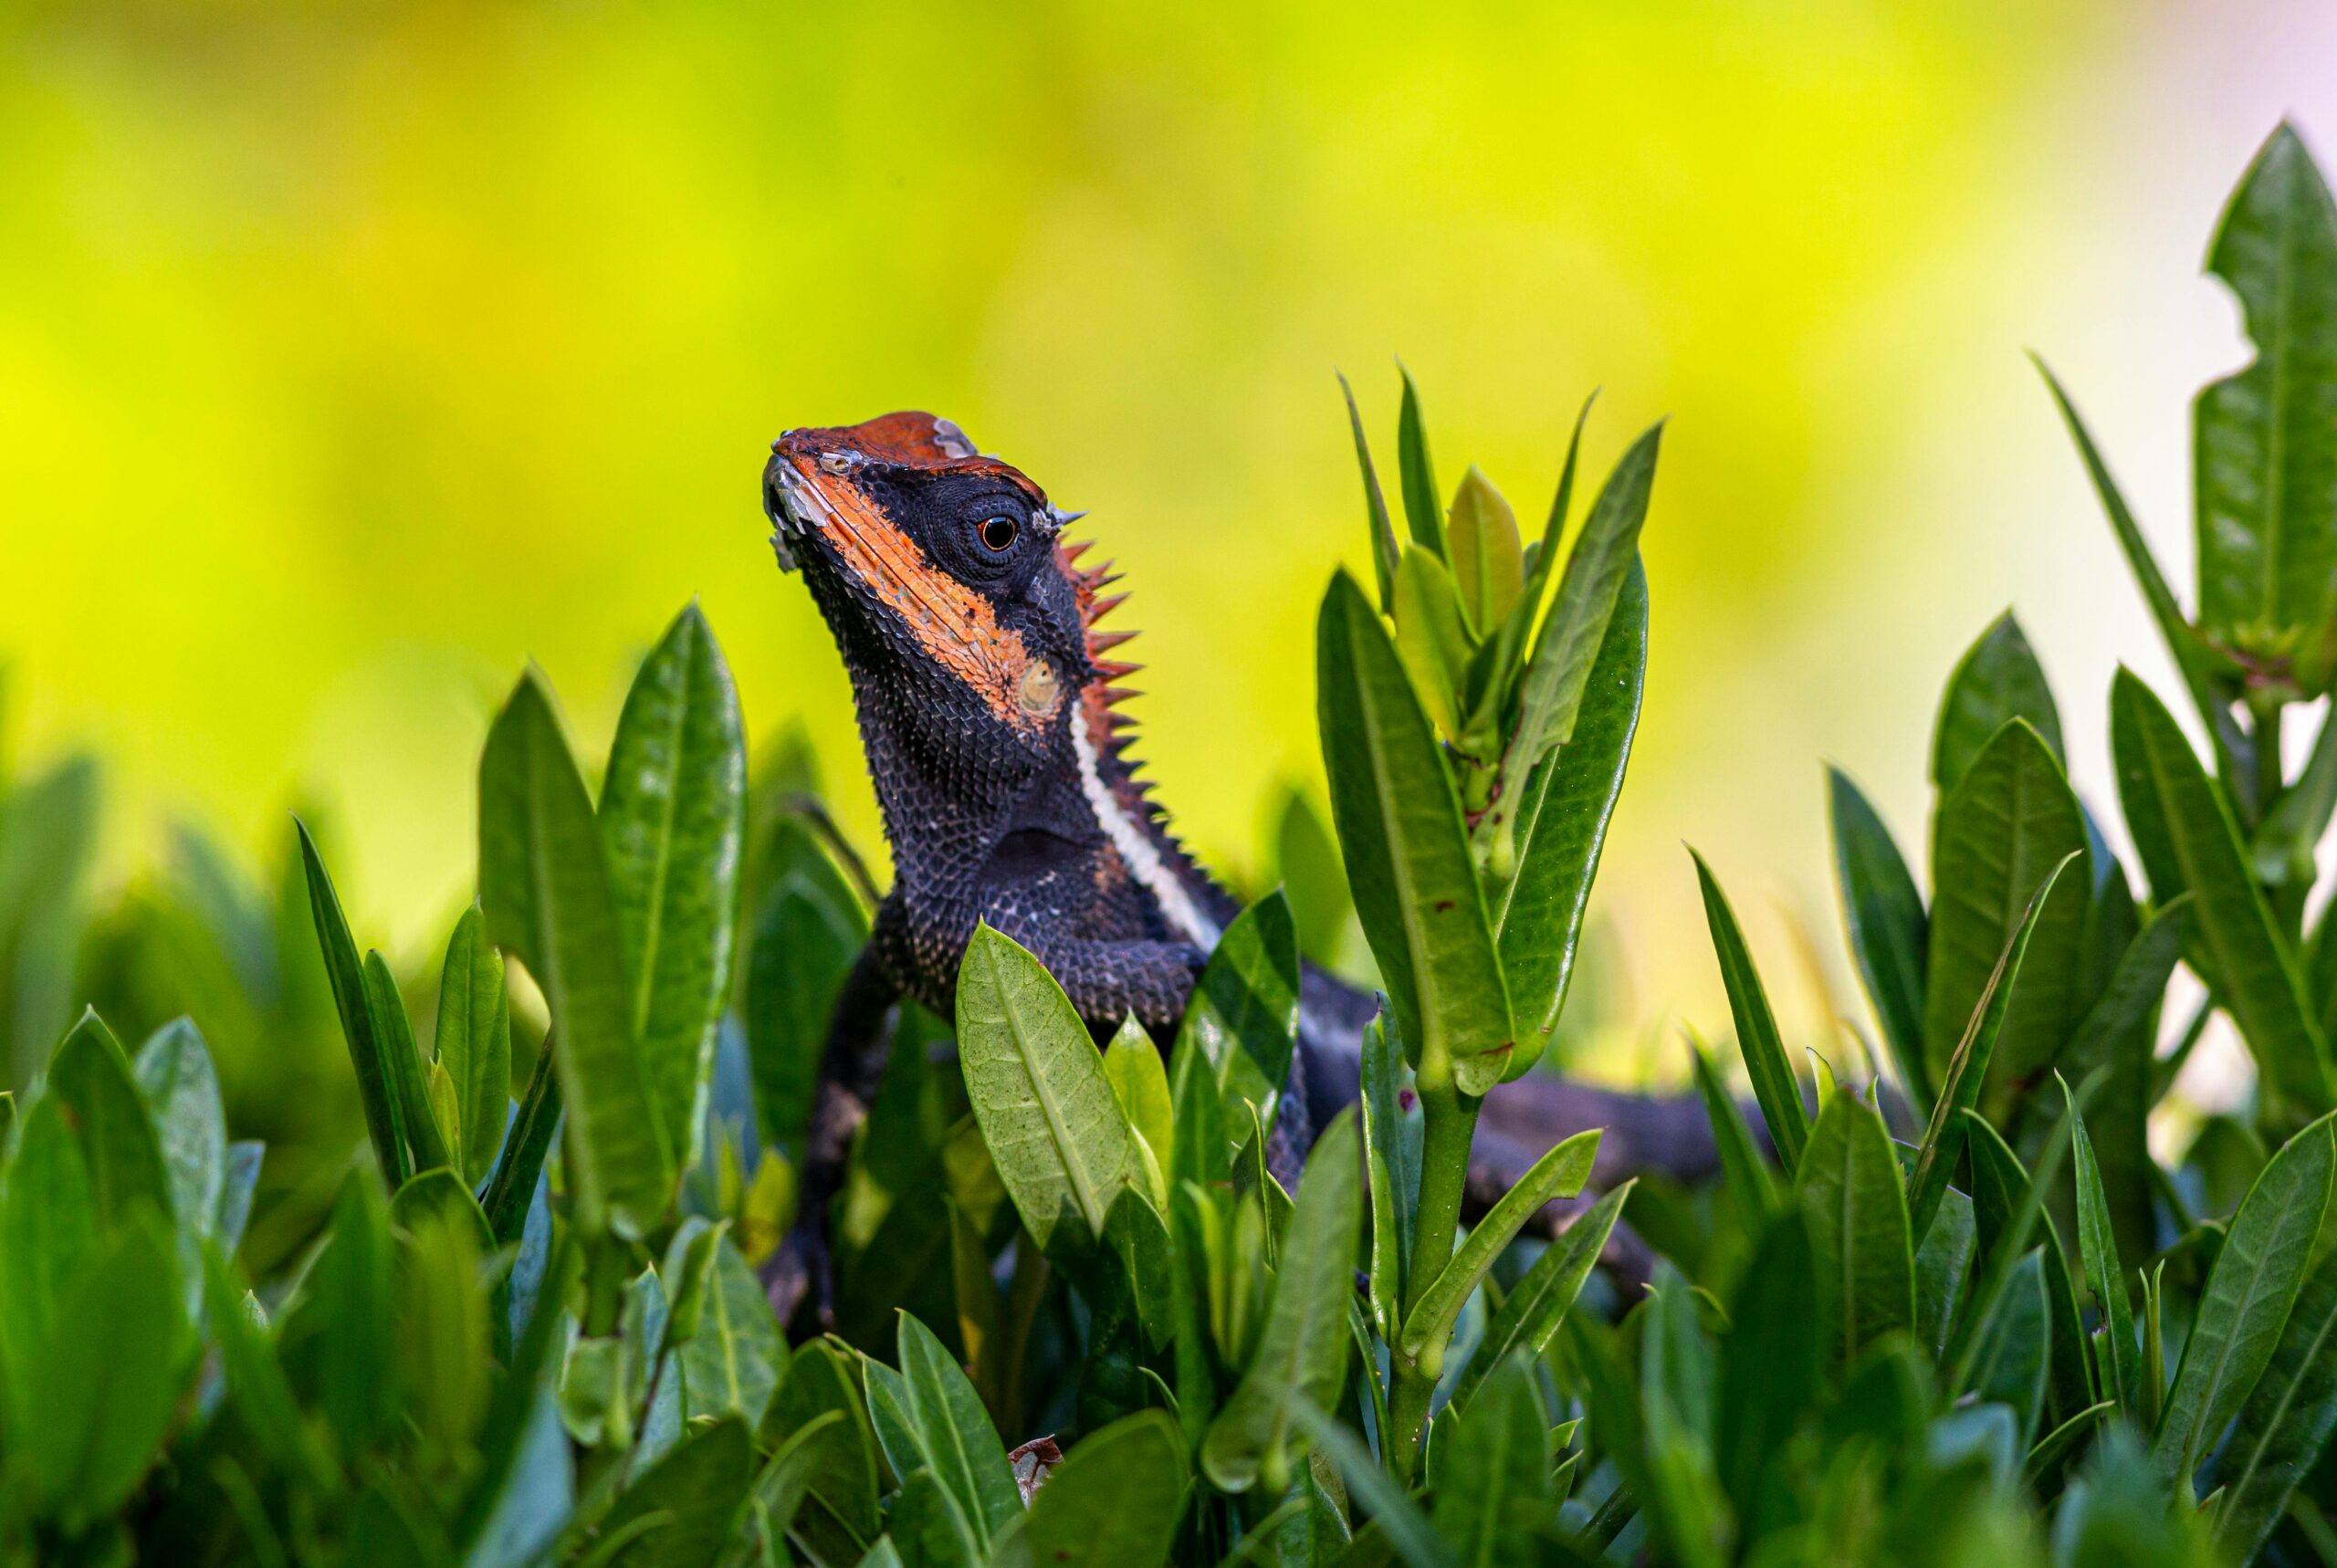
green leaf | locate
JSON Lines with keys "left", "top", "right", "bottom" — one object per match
{"left": 0, "top": 1093, "right": 96, "bottom": 1435}
{"left": 483, "top": 1035, "right": 561, "bottom": 1246}
{"left": 1518, "top": 392, "right": 1598, "bottom": 624}
{"left": 2209, "top": 1244, "right": 2337, "bottom": 1560}
{"left": 1906, "top": 851, "right": 2075, "bottom": 1242}
{"left": 1391, "top": 546, "right": 1473, "bottom": 738}
{"left": 1202, "top": 1112, "right": 1362, "bottom": 1491}
{"left": 896, "top": 1310, "right": 1021, "bottom": 1550}
{"left": 1399, "top": 1129, "right": 1598, "bottom": 1363}
{"left": 1396, "top": 365, "right": 1444, "bottom": 563}
{"left": 1179, "top": 892, "right": 1302, "bottom": 1130}
{"left": 2112, "top": 668, "right": 2332, "bottom": 1113}
{"left": 1964, "top": 1249, "right": 2051, "bottom": 1447}
{"left": 1913, "top": 1188, "right": 1975, "bottom": 1359}
{"left": 395, "top": 1189, "right": 492, "bottom": 1471}
{"left": 1689, "top": 849, "right": 1808, "bottom": 1174}
{"left": 2257, "top": 706, "right": 2337, "bottom": 885}
{"left": 479, "top": 670, "right": 671, "bottom": 1239}
{"left": 363, "top": 950, "right": 452, "bottom": 1176}
{"left": 2057, "top": 897, "right": 2191, "bottom": 1270}
{"left": 1428, "top": 1354, "right": 1551, "bottom": 1568}
{"left": 746, "top": 815, "right": 869, "bottom": 1155}
{"left": 1360, "top": 1012, "right": 1418, "bottom": 1339}
{"left": 891, "top": 1466, "right": 982, "bottom": 1568}
{"left": 2036, "top": 358, "right": 2253, "bottom": 792}
{"left": 595, "top": 1416, "right": 754, "bottom": 1568}
{"left": 2069, "top": 1081, "right": 2143, "bottom": 1415}
{"left": 2153, "top": 1111, "right": 2337, "bottom": 1485}
{"left": 1795, "top": 1093, "right": 1915, "bottom": 1363}
{"left": 204, "top": 1247, "right": 334, "bottom": 1491}
{"left": 600, "top": 602, "right": 747, "bottom": 1175}
{"left": 1687, "top": 1039, "right": 1773, "bottom": 1222}
{"left": 1102, "top": 1016, "right": 1173, "bottom": 1199}
{"left": 1490, "top": 556, "right": 1645, "bottom": 1070}
{"left": 1481, "top": 424, "right": 1662, "bottom": 873}
{"left": 760, "top": 1339, "right": 881, "bottom": 1562}
{"left": 1716, "top": 1208, "right": 1821, "bottom": 1522}
{"left": 1962, "top": 1114, "right": 2095, "bottom": 1427}
{"left": 1315, "top": 570, "right": 1514, "bottom": 1093}
{"left": 296, "top": 820, "right": 410, "bottom": 1185}
{"left": 676, "top": 1236, "right": 785, "bottom": 1428}
{"left": 47, "top": 1009, "right": 173, "bottom": 1235}
{"left": 1336, "top": 371, "right": 1404, "bottom": 612}
{"left": 1923, "top": 719, "right": 2090, "bottom": 1100}
{"left": 955, "top": 923, "right": 1134, "bottom": 1251}
{"left": 1931, "top": 612, "right": 2065, "bottom": 790}
{"left": 280, "top": 1169, "right": 402, "bottom": 1457}
{"left": 390, "top": 1165, "right": 496, "bottom": 1254}
{"left": 1828, "top": 767, "right": 1930, "bottom": 1107}
{"left": 2194, "top": 122, "right": 2337, "bottom": 693}
{"left": 22, "top": 1214, "right": 193, "bottom": 1530}
{"left": 132, "top": 1018, "right": 225, "bottom": 1260}
{"left": 1274, "top": 787, "right": 1354, "bottom": 970}
{"left": 435, "top": 904, "right": 513, "bottom": 1187}
{"left": 1448, "top": 1179, "right": 1630, "bottom": 1417}
{"left": 1446, "top": 465, "right": 1524, "bottom": 634}
{"left": 1026, "top": 1410, "right": 1189, "bottom": 1568}
{"left": 1167, "top": 1020, "right": 1229, "bottom": 1190}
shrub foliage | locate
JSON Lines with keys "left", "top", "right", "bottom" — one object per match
{"left": 5, "top": 123, "right": 2337, "bottom": 1568}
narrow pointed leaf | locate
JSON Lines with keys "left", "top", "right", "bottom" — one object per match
{"left": 1907, "top": 852, "right": 2076, "bottom": 1241}
{"left": 1828, "top": 767, "right": 1930, "bottom": 1107}
{"left": 2112, "top": 668, "right": 2331, "bottom": 1113}
{"left": 2037, "top": 359, "right": 2251, "bottom": 788}
{"left": 1396, "top": 366, "right": 1444, "bottom": 561}
{"left": 600, "top": 602, "right": 746, "bottom": 1175}
{"left": 1399, "top": 1128, "right": 1598, "bottom": 1361}
{"left": 1448, "top": 1179, "right": 1630, "bottom": 1416}
{"left": 2153, "top": 1111, "right": 2336, "bottom": 1485}
{"left": 1490, "top": 557, "right": 1645, "bottom": 1071}
{"left": 435, "top": 905, "right": 513, "bottom": 1186}
{"left": 2209, "top": 1245, "right": 2337, "bottom": 1560}
{"left": 1337, "top": 371, "right": 1403, "bottom": 611}
{"left": 1931, "top": 612, "right": 2065, "bottom": 789}
{"left": 1202, "top": 1113, "right": 1362, "bottom": 1490}
{"left": 2069, "top": 1080, "right": 2143, "bottom": 1414}
{"left": 297, "top": 821, "right": 409, "bottom": 1185}
{"left": 2194, "top": 123, "right": 2337, "bottom": 693}
{"left": 1796, "top": 1093, "right": 1915, "bottom": 1362}
{"left": 1482, "top": 425, "right": 1662, "bottom": 870}
{"left": 362, "top": 950, "right": 451, "bottom": 1176}
{"left": 1923, "top": 719, "right": 2090, "bottom": 1100}
{"left": 479, "top": 671, "right": 669, "bottom": 1238}
{"left": 1315, "top": 570, "right": 1514, "bottom": 1092}
{"left": 1690, "top": 849, "right": 1807, "bottom": 1173}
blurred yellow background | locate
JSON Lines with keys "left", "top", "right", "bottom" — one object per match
{"left": 4, "top": 0, "right": 2329, "bottom": 1079}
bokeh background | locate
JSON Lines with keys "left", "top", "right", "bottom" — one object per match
{"left": 5, "top": 0, "right": 2332, "bottom": 1091}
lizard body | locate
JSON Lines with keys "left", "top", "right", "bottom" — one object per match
{"left": 760, "top": 411, "right": 1711, "bottom": 1319}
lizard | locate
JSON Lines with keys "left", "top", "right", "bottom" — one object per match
{"left": 759, "top": 410, "right": 1717, "bottom": 1322}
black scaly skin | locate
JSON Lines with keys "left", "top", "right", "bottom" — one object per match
{"left": 760, "top": 412, "right": 1714, "bottom": 1323}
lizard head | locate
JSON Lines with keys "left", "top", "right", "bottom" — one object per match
{"left": 761, "top": 413, "right": 1137, "bottom": 755}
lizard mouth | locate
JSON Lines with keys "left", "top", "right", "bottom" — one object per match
{"left": 761, "top": 447, "right": 829, "bottom": 574}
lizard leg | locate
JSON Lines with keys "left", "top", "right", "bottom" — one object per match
{"left": 766, "top": 938, "right": 903, "bottom": 1330}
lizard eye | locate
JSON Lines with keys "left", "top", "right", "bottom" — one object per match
{"left": 977, "top": 514, "right": 1021, "bottom": 553}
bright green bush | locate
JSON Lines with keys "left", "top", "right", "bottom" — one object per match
{"left": 5, "top": 120, "right": 2337, "bottom": 1568}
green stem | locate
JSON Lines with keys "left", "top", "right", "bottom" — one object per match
{"left": 2248, "top": 689, "right": 2286, "bottom": 827}
{"left": 1383, "top": 1075, "right": 1481, "bottom": 1484}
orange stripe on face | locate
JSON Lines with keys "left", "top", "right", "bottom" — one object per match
{"left": 783, "top": 454, "right": 1057, "bottom": 733}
